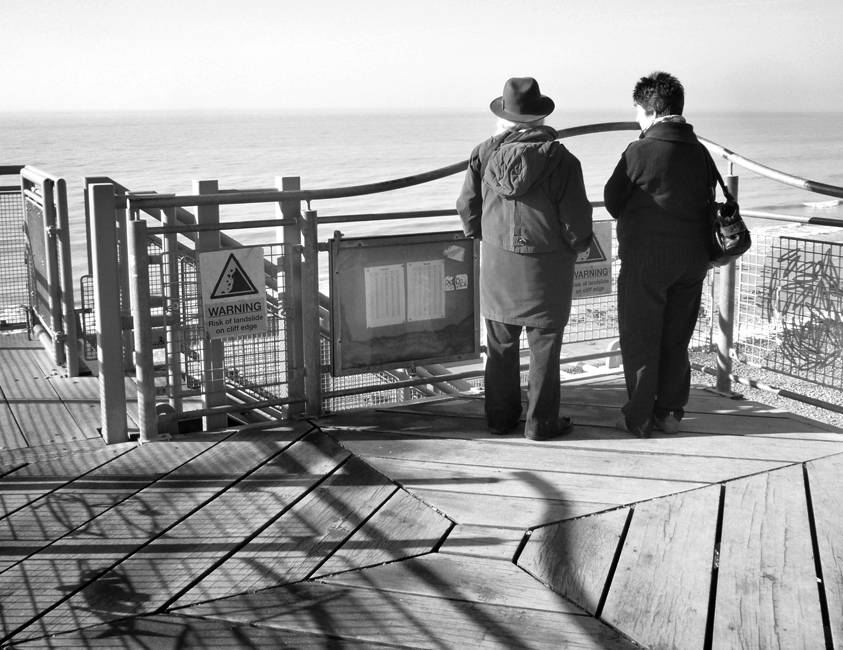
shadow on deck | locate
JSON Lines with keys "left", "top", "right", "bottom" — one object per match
{"left": 1, "top": 332, "right": 842, "bottom": 649}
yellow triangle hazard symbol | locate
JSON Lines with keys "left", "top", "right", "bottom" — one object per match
{"left": 210, "top": 254, "right": 259, "bottom": 299}
{"left": 576, "top": 237, "right": 607, "bottom": 264}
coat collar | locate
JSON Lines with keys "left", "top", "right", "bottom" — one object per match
{"left": 638, "top": 120, "right": 697, "bottom": 143}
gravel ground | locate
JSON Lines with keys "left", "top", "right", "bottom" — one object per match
{"left": 688, "top": 351, "right": 843, "bottom": 430}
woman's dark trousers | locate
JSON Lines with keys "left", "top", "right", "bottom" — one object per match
{"left": 617, "top": 254, "right": 709, "bottom": 433}
{"left": 484, "top": 319, "right": 564, "bottom": 437}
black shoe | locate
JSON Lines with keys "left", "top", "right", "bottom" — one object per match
{"left": 616, "top": 415, "right": 651, "bottom": 439}
{"left": 489, "top": 420, "right": 520, "bottom": 435}
{"left": 525, "top": 416, "right": 573, "bottom": 441}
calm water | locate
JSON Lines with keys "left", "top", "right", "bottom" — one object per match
{"left": 2, "top": 109, "right": 842, "bottom": 287}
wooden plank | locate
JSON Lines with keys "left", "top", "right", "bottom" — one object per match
{"left": 2, "top": 435, "right": 296, "bottom": 641}
{"left": 357, "top": 400, "right": 839, "bottom": 438}
{"left": 519, "top": 507, "right": 629, "bottom": 615}
{"left": 0, "top": 447, "right": 130, "bottom": 519}
{"left": 0, "top": 400, "right": 27, "bottom": 451}
{"left": 437, "top": 524, "right": 525, "bottom": 560}
{"left": 172, "top": 457, "right": 398, "bottom": 608}
{"left": 8, "top": 402, "right": 87, "bottom": 447}
{"left": 322, "top": 413, "right": 843, "bottom": 463}
{"left": 178, "top": 579, "right": 637, "bottom": 649}
{"left": 806, "top": 453, "right": 843, "bottom": 649}
{"left": 602, "top": 486, "right": 720, "bottom": 650}
{"left": 0, "top": 438, "right": 116, "bottom": 471}
{"left": 31, "top": 613, "right": 385, "bottom": 649}
{"left": 314, "top": 488, "right": 452, "bottom": 577}
{"left": 713, "top": 465, "right": 825, "bottom": 650}
{"left": 324, "top": 553, "right": 580, "bottom": 612}
{"left": 171, "top": 458, "right": 397, "bottom": 605}
{"left": 0, "top": 332, "right": 43, "bottom": 350}
{"left": 44, "top": 376, "right": 101, "bottom": 401}
{"left": 410, "top": 488, "right": 617, "bottom": 528}
{"left": 0, "top": 349, "right": 60, "bottom": 399}
{"left": 335, "top": 430, "right": 792, "bottom": 484}
{"left": 361, "top": 456, "right": 707, "bottom": 506}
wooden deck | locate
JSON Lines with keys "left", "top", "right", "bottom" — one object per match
{"left": 1, "top": 332, "right": 842, "bottom": 649}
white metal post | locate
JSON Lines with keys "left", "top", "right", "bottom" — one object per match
{"left": 127, "top": 217, "right": 159, "bottom": 442}
{"left": 195, "top": 180, "right": 228, "bottom": 430}
{"left": 715, "top": 166, "right": 740, "bottom": 396}
{"left": 89, "top": 183, "right": 129, "bottom": 444}
{"left": 278, "top": 176, "right": 305, "bottom": 417}
{"left": 300, "top": 208, "right": 323, "bottom": 416}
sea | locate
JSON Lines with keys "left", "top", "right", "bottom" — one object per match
{"left": 2, "top": 109, "right": 843, "bottom": 291}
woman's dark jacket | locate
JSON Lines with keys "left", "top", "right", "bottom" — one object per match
{"left": 603, "top": 121, "right": 713, "bottom": 263}
{"left": 457, "top": 126, "right": 593, "bottom": 328}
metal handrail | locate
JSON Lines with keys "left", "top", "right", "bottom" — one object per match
{"left": 699, "top": 136, "right": 843, "bottom": 200}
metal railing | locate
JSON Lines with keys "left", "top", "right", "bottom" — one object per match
{"left": 79, "top": 121, "right": 843, "bottom": 443}
{"left": 0, "top": 166, "right": 28, "bottom": 330}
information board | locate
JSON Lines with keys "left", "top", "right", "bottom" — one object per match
{"left": 329, "top": 231, "right": 480, "bottom": 375}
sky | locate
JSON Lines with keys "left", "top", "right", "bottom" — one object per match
{"left": 1, "top": 0, "right": 842, "bottom": 113}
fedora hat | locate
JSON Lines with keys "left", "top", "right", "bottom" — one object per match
{"left": 490, "top": 77, "right": 555, "bottom": 122}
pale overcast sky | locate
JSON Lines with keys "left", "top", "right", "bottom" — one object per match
{"left": 1, "top": 0, "right": 841, "bottom": 113}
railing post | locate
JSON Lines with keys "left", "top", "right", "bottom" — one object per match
{"left": 55, "top": 179, "right": 79, "bottom": 377}
{"left": 115, "top": 187, "right": 135, "bottom": 371}
{"left": 195, "top": 180, "right": 228, "bottom": 430}
{"left": 163, "top": 207, "right": 183, "bottom": 412}
{"left": 715, "top": 165, "right": 740, "bottom": 395}
{"left": 127, "top": 217, "right": 158, "bottom": 442}
{"left": 300, "top": 208, "right": 323, "bottom": 416}
{"left": 41, "top": 178, "right": 65, "bottom": 366}
{"left": 89, "top": 183, "right": 128, "bottom": 444}
{"left": 278, "top": 176, "right": 305, "bottom": 418}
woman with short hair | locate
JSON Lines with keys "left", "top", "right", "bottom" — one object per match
{"left": 604, "top": 71, "right": 714, "bottom": 438}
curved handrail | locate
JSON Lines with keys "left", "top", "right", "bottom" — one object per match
{"left": 699, "top": 136, "right": 843, "bottom": 200}
{"left": 129, "top": 122, "right": 641, "bottom": 210}
{"left": 126, "top": 121, "right": 843, "bottom": 210}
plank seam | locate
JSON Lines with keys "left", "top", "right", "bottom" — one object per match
{"left": 803, "top": 463, "right": 835, "bottom": 650}
{"left": 703, "top": 483, "right": 726, "bottom": 650}
{"left": 0, "top": 445, "right": 135, "bottom": 523}
{"left": 594, "top": 506, "right": 633, "bottom": 620}
{"left": 303, "top": 484, "right": 402, "bottom": 581}
{"left": 0, "top": 429, "right": 272, "bottom": 644}
{"left": 159, "top": 449, "right": 352, "bottom": 612}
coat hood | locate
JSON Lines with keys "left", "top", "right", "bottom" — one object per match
{"left": 483, "top": 126, "right": 563, "bottom": 198}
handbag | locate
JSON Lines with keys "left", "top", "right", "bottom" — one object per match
{"left": 707, "top": 153, "right": 752, "bottom": 267}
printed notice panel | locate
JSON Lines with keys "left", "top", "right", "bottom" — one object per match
{"left": 198, "top": 248, "right": 267, "bottom": 340}
{"left": 330, "top": 231, "right": 480, "bottom": 375}
{"left": 407, "top": 260, "right": 445, "bottom": 322}
{"left": 365, "top": 264, "right": 406, "bottom": 328}
{"left": 573, "top": 221, "right": 612, "bottom": 298}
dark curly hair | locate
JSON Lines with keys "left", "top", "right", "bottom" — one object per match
{"left": 632, "top": 71, "right": 684, "bottom": 117}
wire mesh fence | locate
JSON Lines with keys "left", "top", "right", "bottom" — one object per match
{"left": 735, "top": 233, "right": 843, "bottom": 390}
{"left": 0, "top": 190, "right": 29, "bottom": 326}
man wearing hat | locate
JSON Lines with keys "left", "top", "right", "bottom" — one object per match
{"left": 457, "top": 77, "right": 593, "bottom": 441}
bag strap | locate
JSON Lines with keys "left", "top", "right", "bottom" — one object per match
{"left": 702, "top": 146, "right": 736, "bottom": 203}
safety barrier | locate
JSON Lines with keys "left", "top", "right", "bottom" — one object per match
{"left": 71, "top": 122, "right": 843, "bottom": 441}
{"left": 0, "top": 166, "right": 28, "bottom": 330}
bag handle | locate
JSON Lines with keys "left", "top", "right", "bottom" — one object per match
{"left": 702, "top": 146, "right": 736, "bottom": 203}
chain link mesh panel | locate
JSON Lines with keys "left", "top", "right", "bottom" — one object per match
{"left": 735, "top": 234, "right": 843, "bottom": 389}
{"left": 0, "top": 190, "right": 29, "bottom": 326}
{"left": 169, "top": 244, "right": 294, "bottom": 416}
{"left": 523, "top": 222, "right": 715, "bottom": 353}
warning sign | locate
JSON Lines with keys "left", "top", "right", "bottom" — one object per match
{"left": 198, "top": 248, "right": 267, "bottom": 339}
{"left": 573, "top": 221, "right": 612, "bottom": 299}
